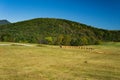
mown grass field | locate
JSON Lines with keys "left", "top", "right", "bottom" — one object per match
{"left": 0, "top": 42, "right": 120, "bottom": 80}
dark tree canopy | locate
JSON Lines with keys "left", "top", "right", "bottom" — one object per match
{"left": 0, "top": 18, "right": 119, "bottom": 46}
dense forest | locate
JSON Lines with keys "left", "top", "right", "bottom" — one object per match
{"left": 0, "top": 18, "right": 120, "bottom": 46}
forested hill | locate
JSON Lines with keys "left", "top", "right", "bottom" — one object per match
{"left": 0, "top": 18, "right": 119, "bottom": 46}
{"left": 0, "top": 20, "right": 10, "bottom": 25}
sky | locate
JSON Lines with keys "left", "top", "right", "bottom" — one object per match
{"left": 0, "top": 0, "right": 120, "bottom": 30}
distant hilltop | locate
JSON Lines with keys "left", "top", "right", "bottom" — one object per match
{"left": 0, "top": 20, "right": 10, "bottom": 25}
{"left": 0, "top": 18, "right": 119, "bottom": 46}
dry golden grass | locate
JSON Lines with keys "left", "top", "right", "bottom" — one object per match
{"left": 0, "top": 42, "right": 120, "bottom": 80}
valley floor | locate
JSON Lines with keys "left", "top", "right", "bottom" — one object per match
{"left": 0, "top": 42, "right": 120, "bottom": 80}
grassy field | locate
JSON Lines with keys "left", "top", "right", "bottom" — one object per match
{"left": 0, "top": 42, "right": 120, "bottom": 80}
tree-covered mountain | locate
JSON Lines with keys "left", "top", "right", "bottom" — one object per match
{"left": 0, "top": 20, "right": 10, "bottom": 25}
{"left": 0, "top": 18, "right": 119, "bottom": 46}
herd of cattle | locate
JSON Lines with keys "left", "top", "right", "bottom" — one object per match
{"left": 60, "top": 45, "right": 94, "bottom": 50}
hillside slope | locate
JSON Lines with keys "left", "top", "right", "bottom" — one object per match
{"left": 0, "top": 20, "right": 10, "bottom": 25}
{"left": 0, "top": 18, "right": 119, "bottom": 45}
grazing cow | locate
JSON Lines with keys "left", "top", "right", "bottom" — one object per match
{"left": 60, "top": 45, "right": 62, "bottom": 48}
{"left": 59, "top": 45, "right": 94, "bottom": 51}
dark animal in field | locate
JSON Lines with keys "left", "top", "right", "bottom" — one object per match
{"left": 60, "top": 46, "right": 94, "bottom": 50}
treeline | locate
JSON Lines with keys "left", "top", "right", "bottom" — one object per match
{"left": 0, "top": 18, "right": 120, "bottom": 46}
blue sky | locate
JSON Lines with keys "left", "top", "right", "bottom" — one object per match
{"left": 0, "top": 0, "right": 120, "bottom": 30}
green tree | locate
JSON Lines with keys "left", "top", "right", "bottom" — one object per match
{"left": 44, "top": 37, "right": 53, "bottom": 44}
{"left": 70, "top": 38, "right": 79, "bottom": 46}
{"left": 63, "top": 35, "right": 71, "bottom": 45}
{"left": 55, "top": 34, "right": 64, "bottom": 45}
{"left": 80, "top": 36, "right": 88, "bottom": 45}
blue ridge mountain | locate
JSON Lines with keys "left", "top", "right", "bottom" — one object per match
{"left": 0, "top": 20, "right": 10, "bottom": 25}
